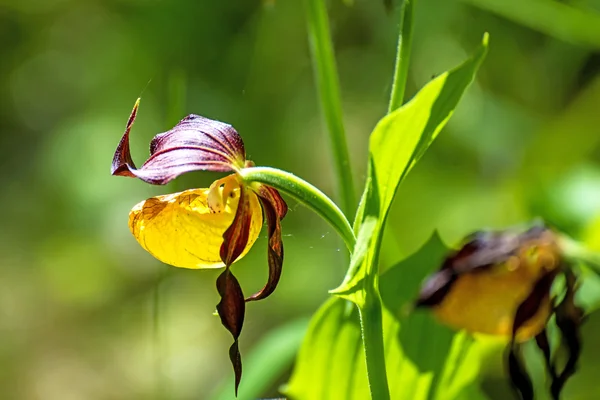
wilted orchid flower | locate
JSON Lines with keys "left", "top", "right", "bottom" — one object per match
{"left": 111, "top": 99, "right": 287, "bottom": 394}
{"left": 416, "top": 222, "right": 584, "bottom": 400}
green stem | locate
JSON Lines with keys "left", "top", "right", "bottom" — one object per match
{"left": 240, "top": 166, "right": 356, "bottom": 252}
{"left": 345, "top": 3, "right": 416, "bottom": 399}
{"left": 360, "top": 230, "right": 391, "bottom": 400}
{"left": 303, "top": 0, "right": 356, "bottom": 218}
{"left": 559, "top": 234, "right": 600, "bottom": 272}
{"left": 358, "top": 292, "right": 390, "bottom": 400}
{"left": 388, "top": 0, "right": 415, "bottom": 113}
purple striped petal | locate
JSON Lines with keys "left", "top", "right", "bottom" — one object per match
{"left": 111, "top": 99, "right": 246, "bottom": 185}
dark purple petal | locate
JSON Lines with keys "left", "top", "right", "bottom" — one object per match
{"left": 220, "top": 185, "right": 254, "bottom": 266}
{"left": 415, "top": 269, "right": 456, "bottom": 308}
{"left": 507, "top": 269, "right": 557, "bottom": 400}
{"left": 245, "top": 186, "right": 287, "bottom": 302}
{"left": 111, "top": 99, "right": 246, "bottom": 185}
{"left": 111, "top": 98, "right": 140, "bottom": 178}
{"left": 511, "top": 270, "right": 557, "bottom": 339}
{"left": 259, "top": 185, "right": 288, "bottom": 220}
{"left": 534, "top": 329, "right": 556, "bottom": 382}
{"left": 216, "top": 268, "right": 245, "bottom": 396}
{"left": 508, "top": 345, "right": 533, "bottom": 400}
{"left": 551, "top": 269, "right": 583, "bottom": 399}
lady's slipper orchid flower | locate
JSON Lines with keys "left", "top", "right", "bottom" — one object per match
{"left": 111, "top": 99, "right": 287, "bottom": 394}
{"left": 416, "top": 222, "right": 584, "bottom": 400}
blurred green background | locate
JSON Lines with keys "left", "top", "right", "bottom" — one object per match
{"left": 2, "top": 0, "right": 600, "bottom": 398}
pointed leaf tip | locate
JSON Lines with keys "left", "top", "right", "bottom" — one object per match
{"left": 482, "top": 32, "right": 490, "bottom": 47}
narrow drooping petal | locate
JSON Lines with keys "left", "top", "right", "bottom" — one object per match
{"left": 128, "top": 180, "right": 263, "bottom": 269}
{"left": 258, "top": 185, "right": 288, "bottom": 220}
{"left": 112, "top": 99, "right": 247, "bottom": 185}
{"left": 216, "top": 269, "right": 245, "bottom": 396}
{"left": 220, "top": 185, "right": 257, "bottom": 266}
{"left": 511, "top": 269, "right": 557, "bottom": 338}
{"left": 507, "top": 269, "right": 558, "bottom": 399}
{"left": 246, "top": 186, "right": 288, "bottom": 302}
{"left": 534, "top": 330, "right": 556, "bottom": 382}
{"left": 508, "top": 346, "right": 534, "bottom": 400}
{"left": 551, "top": 269, "right": 583, "bottom": 399}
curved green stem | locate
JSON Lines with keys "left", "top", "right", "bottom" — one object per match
{"left": 240, "top": 166, "right": 356, "bottom": 252}
{"left": 303, "top": 0, "right": 356, "bottom": 218}
{"left": 559, "top": 234, "right": 600, "bottom": 273}
{"left": 388, "top": 0, "right": 415, "bottom": 113}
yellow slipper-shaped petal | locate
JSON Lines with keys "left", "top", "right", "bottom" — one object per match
{"left": 432, "top": 262, "right": 553, "bottom": 342}
{"left": 129, "top": 186, "right": 263, "bottom": 269}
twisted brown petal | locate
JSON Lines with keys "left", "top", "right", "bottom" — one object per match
{"left": 220, "top": 185, "right": 255, "bottom": 266}
{"left": 551, "top": 269, "right": 583, "bottom": 400}
{"left": 246, "top": 186, "right": 287, "bottom": 302}
{"left": 216, "top": 269, "right": 245, "bottom": 396}
{"left": 508, "top": 346, "right": 534, "bottom": 400}
{"left": 534, "top": 329, "right": 557, "bottom": 383}
{"left": 111, "top": 99, "right": 246, "bottom": 185}
{"left": 511, "top": 270, "right": 557, "bottom": 338}
{"left": 508, "top": 269, "right": 557, "bottom": 400}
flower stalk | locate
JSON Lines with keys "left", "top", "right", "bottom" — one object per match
{"left": 388, "top": 0, "right": 416, "bottom": 113}
{"left": 303, "top": 0, "right": 356, "bottom": 218}
{"left": 240, "top": 166, "right": 355, "bottom": 252}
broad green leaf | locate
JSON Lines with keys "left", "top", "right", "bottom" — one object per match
{"left": 336, "top": 33, "right": 489, "bottom": 298}
{"left": 322, "top": 34, "right": 489, "bottom": 400}
{"left": 285, "top": 233, "right": 490, "bottom": 400}
{"left": 370, "top": 33, "right": 489, "bottom": 219}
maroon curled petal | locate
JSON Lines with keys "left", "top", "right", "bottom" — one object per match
{"left": 216, "top": 268, "right": 245, "bottom": 396}
{"left": 507, "top": 269, "right": 557, "bottom": 400}
{"left": 220, "top": 185, "right": 254, "bottom": 266}
{"left": 511, "top": 269, "right": 557, "bottom": 339}
{"left": 508, "top": 345, "right": 534, "bottom": 400}
{"left": 111, "top": 98, "right": 140, "bottom": 178}
{"left": 259, "top": 185, "right": 288, "bottom": 220}
{"left": 246, "top": 185, "right": 287, "bottom": 302}
{"left": 111, "top": 98, "right": 246, "bottom": 185}
{"left": 551, "top": 269, "right": 583, "bottom": 399}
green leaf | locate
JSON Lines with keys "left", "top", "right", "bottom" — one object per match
{"left": 370, "top": 33, "right": 489, "bottom": 220}
{"left": 337, "top": 33, "right": 489, "bottom": 298}
{"left": 285, "top": 233, "right": 490, "bottom": 400}
{"left": 462, "top": 0, "right": 600, "bottom": 49}
{"left": 330, "top": 215, "right": 378, "bottom": 303}
{"left": 322, "top": 34, "right": 489, "bottom": 400}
